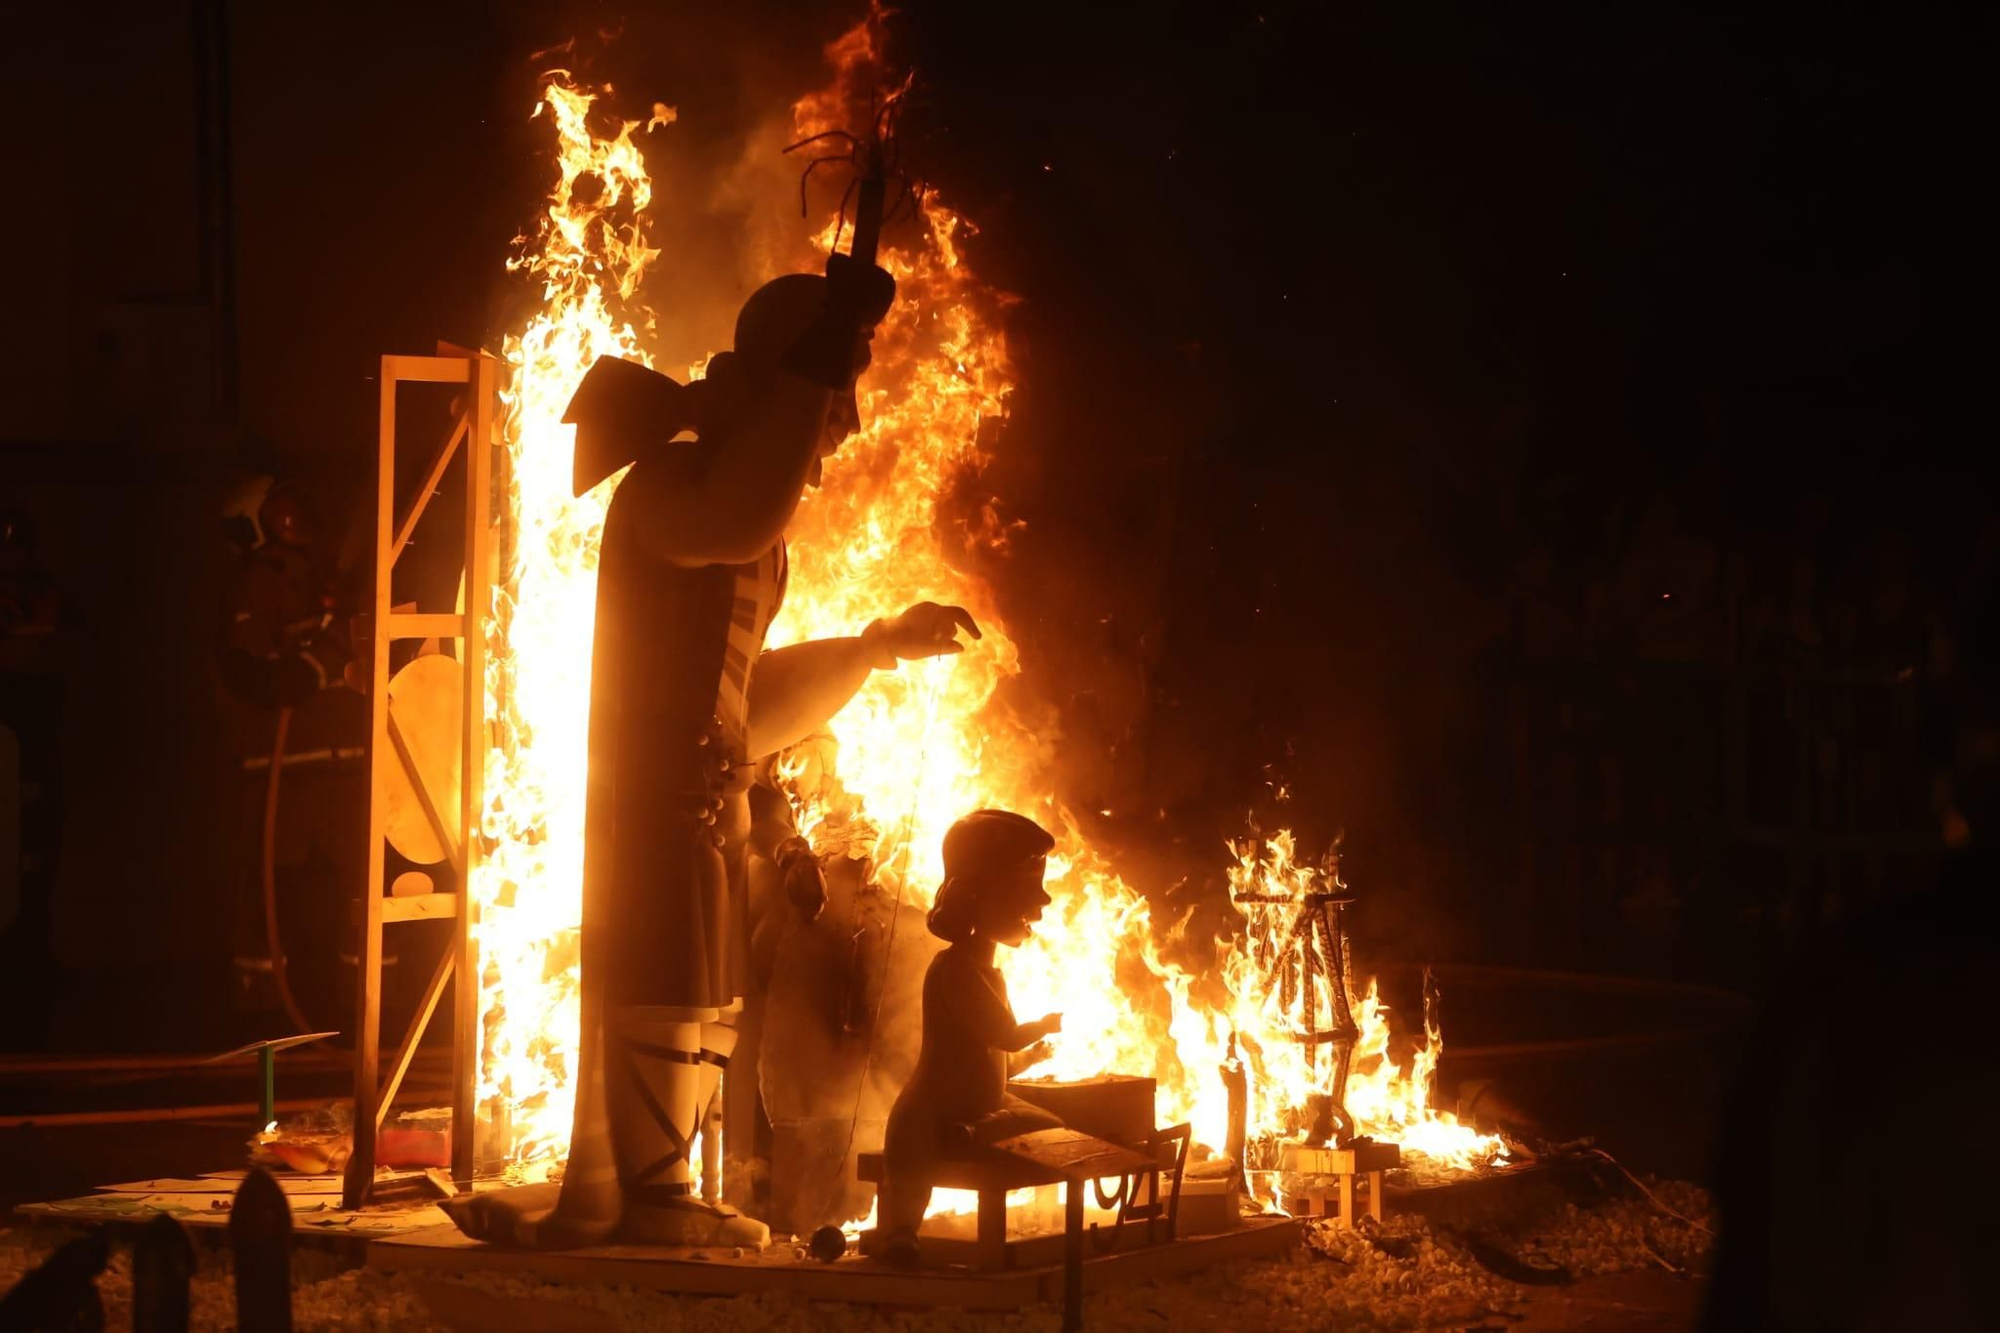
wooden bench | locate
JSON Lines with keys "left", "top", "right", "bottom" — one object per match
{"left": 1278, "top": 1140, "right": 1402, "bottom": 1227}
{"left": 857, "top": 1126, "right": 1186, "bottom": 1332}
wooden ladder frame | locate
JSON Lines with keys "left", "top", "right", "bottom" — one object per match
{"left": 344, "top": 349, "right": 496, "bottom": 1209}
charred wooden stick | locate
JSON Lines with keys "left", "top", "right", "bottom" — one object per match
{"left": 1300, "top": 912, "right": 1318, "bottom": 1079}
{"left": 1222, "top": 1044, "right": 1249, "bottom": 1196}
{"left": 1316, "top": 897, "right": 1361, "bottom": 1144}
{"left": 850, "top": 176, "right": 887, "bottom": 268}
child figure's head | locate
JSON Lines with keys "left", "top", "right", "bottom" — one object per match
{"left": 927, "top": 810, "right": 1056, "bottom": 947}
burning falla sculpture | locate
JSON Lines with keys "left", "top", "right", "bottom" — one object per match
{"left": 445, "top": 151, "right": 980, "bottom": 1252}
{"left": 878, "top": 810, "right": 1067, "bottom": 1262}
{"left": 1236, "top": 842, "right": 1363, "bottom": 1148}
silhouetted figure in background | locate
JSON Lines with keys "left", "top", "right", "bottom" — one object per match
{"left": 1703, "top": 567, "right": 1999, "bottom": 1328}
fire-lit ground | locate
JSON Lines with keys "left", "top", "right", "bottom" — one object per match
{"left": 0, "top": 1119, "right": 1714, "bottom": 1331}
{"left": 0, "top": 1110, "right": 1713, "bottom": 1330}
{"left": 0, "top": 1221, "right": 1707, "bottom": 1332}
{"left": 0, "top": 916, "right": 1732, "bottom": 1330}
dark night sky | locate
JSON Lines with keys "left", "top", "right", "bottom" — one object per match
{"left": 2, "top": 1, "right": 1987, "bottom": 1042}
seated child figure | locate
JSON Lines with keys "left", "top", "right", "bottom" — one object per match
{"left": 879, "top": 810, "right": 1066, "bottom": 1261}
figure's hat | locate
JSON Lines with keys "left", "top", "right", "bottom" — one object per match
{"left": 563, "top": 356, "right": 693, "bottom": 496}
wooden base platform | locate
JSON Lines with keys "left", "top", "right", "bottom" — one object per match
{"left": 12, "top": 1171, "right": 452, "bottom": 1254}
{"left": 367, "top": 1215, "right": 1302, "bottom": 1311}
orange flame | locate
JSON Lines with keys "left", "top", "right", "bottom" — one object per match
{"left": 470, "top": 76, "right": 654, "bottom": 1171}
{"left": 472, "top": 22, "right": 1503, "bottom": 1205}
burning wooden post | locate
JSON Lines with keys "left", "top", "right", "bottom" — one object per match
{"left": 1222, "top": 1039, "right": 1248, "bottom": 1193}
{"left": 1232, "top": 849, "right": 1365, "bottom": 1147}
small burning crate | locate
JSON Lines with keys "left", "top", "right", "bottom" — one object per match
{"left": 1006, "top": 1074, "right": 1157, "bottom": 1145}
{"left": 1278, "top": 1140, "right": 1401, "bottom": 1227}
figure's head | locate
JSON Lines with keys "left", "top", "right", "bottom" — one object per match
{"left": 927, "top": 810, "right": 1056, "bottom": 947}
{"left": 733, "top": 273, "right": 865, "bottom": 488}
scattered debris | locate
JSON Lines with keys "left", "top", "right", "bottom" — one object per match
{"left": 3, "top": 1172, "right": 1713, "bottom": 1330}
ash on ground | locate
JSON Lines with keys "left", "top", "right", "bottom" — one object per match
{"left": 1, "top": 1165, "right": 1711, "bottom": 1330}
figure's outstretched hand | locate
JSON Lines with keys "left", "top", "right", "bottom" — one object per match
{"left": 866, "top": 602, "right": 982, "bottom": 663}
{"left": 1035, "top": 1012, "right": 1063, "bottom": 1039}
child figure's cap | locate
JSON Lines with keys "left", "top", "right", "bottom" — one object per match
{"left": 942, "top": 809, "right": 1054, "bottom": 879}
{"left": 929, "top": 810, "right": 1056, "bottom": 942}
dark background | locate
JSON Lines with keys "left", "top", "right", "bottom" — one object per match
{"left": 0, "top": 0, "right": 1983, "bottom": 1108}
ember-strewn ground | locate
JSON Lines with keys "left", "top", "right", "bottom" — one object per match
{"left": 2, "top": 988, "right": 1727, "bottom": 1328}
{"left": 3, "top": 1121, "right": 1709, "bottom": 1330}
{"left": 0, "top": 1216, "right": 1705, "bottom": 1331}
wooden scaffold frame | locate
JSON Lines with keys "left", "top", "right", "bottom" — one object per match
{"left": 344, "top": 347, "right": 497, "bottom": 1209}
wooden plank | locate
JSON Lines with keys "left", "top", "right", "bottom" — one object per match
{"left": 390, "top": 413, "right": 469, "bottom": 564}
{"left": 382, "top": 893, "right": 458, "bottom": 923}
{"left": 105, "top": 1178, "right": 338, "bottom": 1197}
{"left": 375, "top": 945, "right": 455, "bottom": 1130}
{"left": 1278, "top": 1141, "right": 1402, "bottom": 1175}
{"left": 385, "top": 708, "right": 462, "bottom": 877}
{"left": 977, "top": 1189, "right": 1007, "bottom": 1270}
{"left": 454, "top": 352, "right": 495, "bottom": 1186}
{"left": 14, "top": 1195, "right": 452, "bottom": 1245}
{"left": 348, "top": 359, "right": 397, "bottom": 1212}
{"left": 991, "top": 1129, "right": 1155, "bottom": 1182}
{"left": 384, "top": 612, "right": 467, "bottom": 641}
{"left": 199, "top": 1173, "right": 345, "bottom": 1194}
{"left": 382, "top": 354, "right": 471, "bottom": 384}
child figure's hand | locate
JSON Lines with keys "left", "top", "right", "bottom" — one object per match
{"left": 1015, "top": 1039, "right": 1055, "bottom": 1071}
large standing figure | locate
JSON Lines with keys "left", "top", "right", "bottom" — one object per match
{"left": 447, "top": 254, "right": 979, "bottom": 1250}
